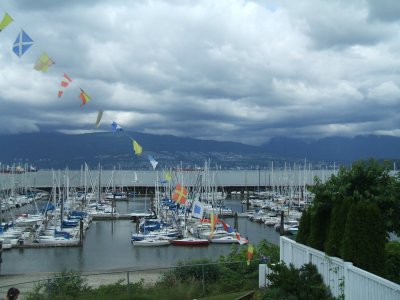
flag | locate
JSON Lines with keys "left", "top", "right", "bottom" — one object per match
{"left": 172, "top": 184, "right": 188, "bottom": 204}
{"left": 247, "top": 244, "right": 254, "bottom": 266}
{"left": 133, "top": 140, "right": 142, "bottom": 156}
{"left": 94, "top": 110, "right": 104, "bottom": 128}
{"left": 210, "top": 211, "right": 218, "bottom": 237}
{"left": 191, "top": 200, "right": 204, "bottom": 219}
{"left": 0, "top": 13, "right": 13, "bottom": 32}
{"left": 13, "top": 30, "right": 34, "bottom": 57}
{"left": 164, "top": 171, "right": 172, "bottom": 182}
{"left": 58, "top": 73, "right": 72, "bottom": 97}
{"left": 220, "top": 220, "right": 233, "bottom": 233}
{"left": 79, "top": 89, "right": 91, "bottom": 106}
{"left": 34, "top": 52, "right": 55, "bottom": 72}
{"left": 111, "top": 121, "right": 123, "bottom": 132}
{"left": 148, "top": 155, "right": 158, "bottom": 170}
{"left": 235, "top": 232, "right": 248, "bottom": 245}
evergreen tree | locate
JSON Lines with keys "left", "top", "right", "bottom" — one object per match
{"left": 325, "top": 197, "right": 351, "bottom": 257}
{"left": 307, "top": 200, "right": 331, "bottom": 251}
{"left": 341, "top": 202, "right": 386, "bottom": 275}
{"left": 296, "top": 207, "right": 311, "bottom": 245}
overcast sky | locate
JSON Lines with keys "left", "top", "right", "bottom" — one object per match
{"left": 0, "top": 0, "right": 399, "bottom": 145}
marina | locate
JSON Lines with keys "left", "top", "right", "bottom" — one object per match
{"left": 1, "top": 196, "right": 282, "bottom": 275}
{"left": 0, "top": 166, "right": 319, "bottom": 275}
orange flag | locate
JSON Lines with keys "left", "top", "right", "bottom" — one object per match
{"left": 79, "top": 89, "right": 91, "bottom": 107}
{"left": 247, "top": 244, "right": 254, "bottom": 266}
{"left": 172, "top": 184, "right": 188, "bottom": 204}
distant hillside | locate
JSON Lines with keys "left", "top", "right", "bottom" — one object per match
{"left": 262, "top": 135, "right": 400, "bottom": 163}
{"left": 0, "top": 132, "right": 399, "bottom": 169}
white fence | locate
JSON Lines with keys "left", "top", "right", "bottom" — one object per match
{"left": 259, "top": 237, "right": 400, "bottom": 300}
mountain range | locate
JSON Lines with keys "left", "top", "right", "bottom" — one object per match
{"left": 0, "top": 132, "right": 399, "bottom": 170}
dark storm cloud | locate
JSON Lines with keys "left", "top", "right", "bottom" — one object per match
{"left": 0, "top": 0, "right": 399, "bottom": 145}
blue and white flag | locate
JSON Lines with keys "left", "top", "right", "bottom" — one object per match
{"left": 13, "top": 30, "right": 34, "bottom": 57}
{"left": 148, "top": 155, "right": 158, "bottom": 170}
{"left": 111, "top": 121, "right": 123, "bottom": 132}
{"left": 191, "top": 200, "right": 204, "bottom": 219}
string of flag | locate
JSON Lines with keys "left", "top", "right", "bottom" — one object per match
{"left": 0, "top": 10, "right": 159, "bottom": 170}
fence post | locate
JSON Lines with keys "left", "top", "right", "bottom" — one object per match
{"left": 127, "top": 271, "right": 131, "bottom": 300}
{"left": 343, "top": 262, "right": 352, "bottom": 299}
{"left": 259, "top": 264, "right": 266, "bottom": 288}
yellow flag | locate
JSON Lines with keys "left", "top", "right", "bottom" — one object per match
{"left": 164, "top": 171, "right": 172, "bottom": 182}
{"left": 34, "top": 52, "right": 55, "bottom": 72}
{"left": 133, "top": 140, "right": 142, "bottom": 156}
{"left": 0, "top": 13, "right": 13, "bottom": 31}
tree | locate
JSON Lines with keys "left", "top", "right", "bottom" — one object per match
{"left": 296, "top": 207, "right": 311, "bottom": 245}
{"left": 341, "top": 202, "right": 387, "bottom": 276}
{"left": 324, "top": 197, "right": 351, "bottom": 257}
{"left": 385, "top": 241, "right": 400, "bottom": 284}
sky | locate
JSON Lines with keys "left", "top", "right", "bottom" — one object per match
{"left": 0, "top": 0, "right": 400, "bottom": 146}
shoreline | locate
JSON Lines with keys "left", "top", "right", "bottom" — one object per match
{"left": 0, "top": 269, "right": 163, "bottom": 299}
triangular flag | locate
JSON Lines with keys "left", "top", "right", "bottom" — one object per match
{"left": 13, "top": 30, "right": 34, "bottom": 57}
{"left": 164, "top": 171, "right": 172, "bottom": 182}
{"left": 172, "top": 184, "right": 188, "bottom": 204}
{"left": 0, "top": 13, "right": 13, "bottom": 31}
{"left": 94, "top": 110, "right": 104, "bottom": 128}
{"left": 247, "top": 244, "right": 254, "bottom": 266}
{"left": 58, "top": 73, "right": 72, "bottom": 98}
{"left": 34, "top": 52, "right": 55, "bottom": 72}
{"left": 133, "top": 140, "right": 142, "bottom": 156}
{"left": 111, "top": 121, "right": 123, "bottom": 132}
{"left": 79, "top": 89, "right": 91, "bottom": 106}
{"left": 148, "top": 155, "right": 158, "bottom": 170}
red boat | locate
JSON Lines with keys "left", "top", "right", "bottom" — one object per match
{"left": 170, "top": 237, "right": 209, "bottom": 246}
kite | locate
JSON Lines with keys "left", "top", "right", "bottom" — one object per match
{"left": 94, "top": 110, "right": 104, "bottom": 128}
{"left": 58, "top": 73, "right": 72, "bottom": 98}
{"left": 148, "top": 155, "right": 158, "bottom": 170}
{"left": 79, "top": 89, "right": 91, "bottom": 106}
{"left": 111, "top": 121, "right": 123, "bottom": 132}
{"left": 133, "top": 140, "right": 142, "bottom": 156}
{"left": 13, "top": 30, "right": 34, "bottom": 57}
{"left": 172, "top": 184, "right": 188, "bottom": 204}
{"left": 0, "top": 12, "right": 13, "bottom": 32}
{"left": 34, "top": 52, "right": 55, "bottom": 72}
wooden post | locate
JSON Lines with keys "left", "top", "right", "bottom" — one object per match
{"left": 280, "top": 210, "right": 285, "bottom": 236}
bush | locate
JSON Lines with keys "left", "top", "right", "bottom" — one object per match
{"left": 263, "top": 262, "right": 335, "bottom": 300}
{"left": 26, "top": 270, "right": 91, "bottom": 300}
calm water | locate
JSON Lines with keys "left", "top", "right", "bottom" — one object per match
{"left": 1, "top": 196, "right": 280, "bottom": 275}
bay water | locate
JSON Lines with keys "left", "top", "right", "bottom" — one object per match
{"left": 1, "top": 196, "right": 280, "bottom": 275}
